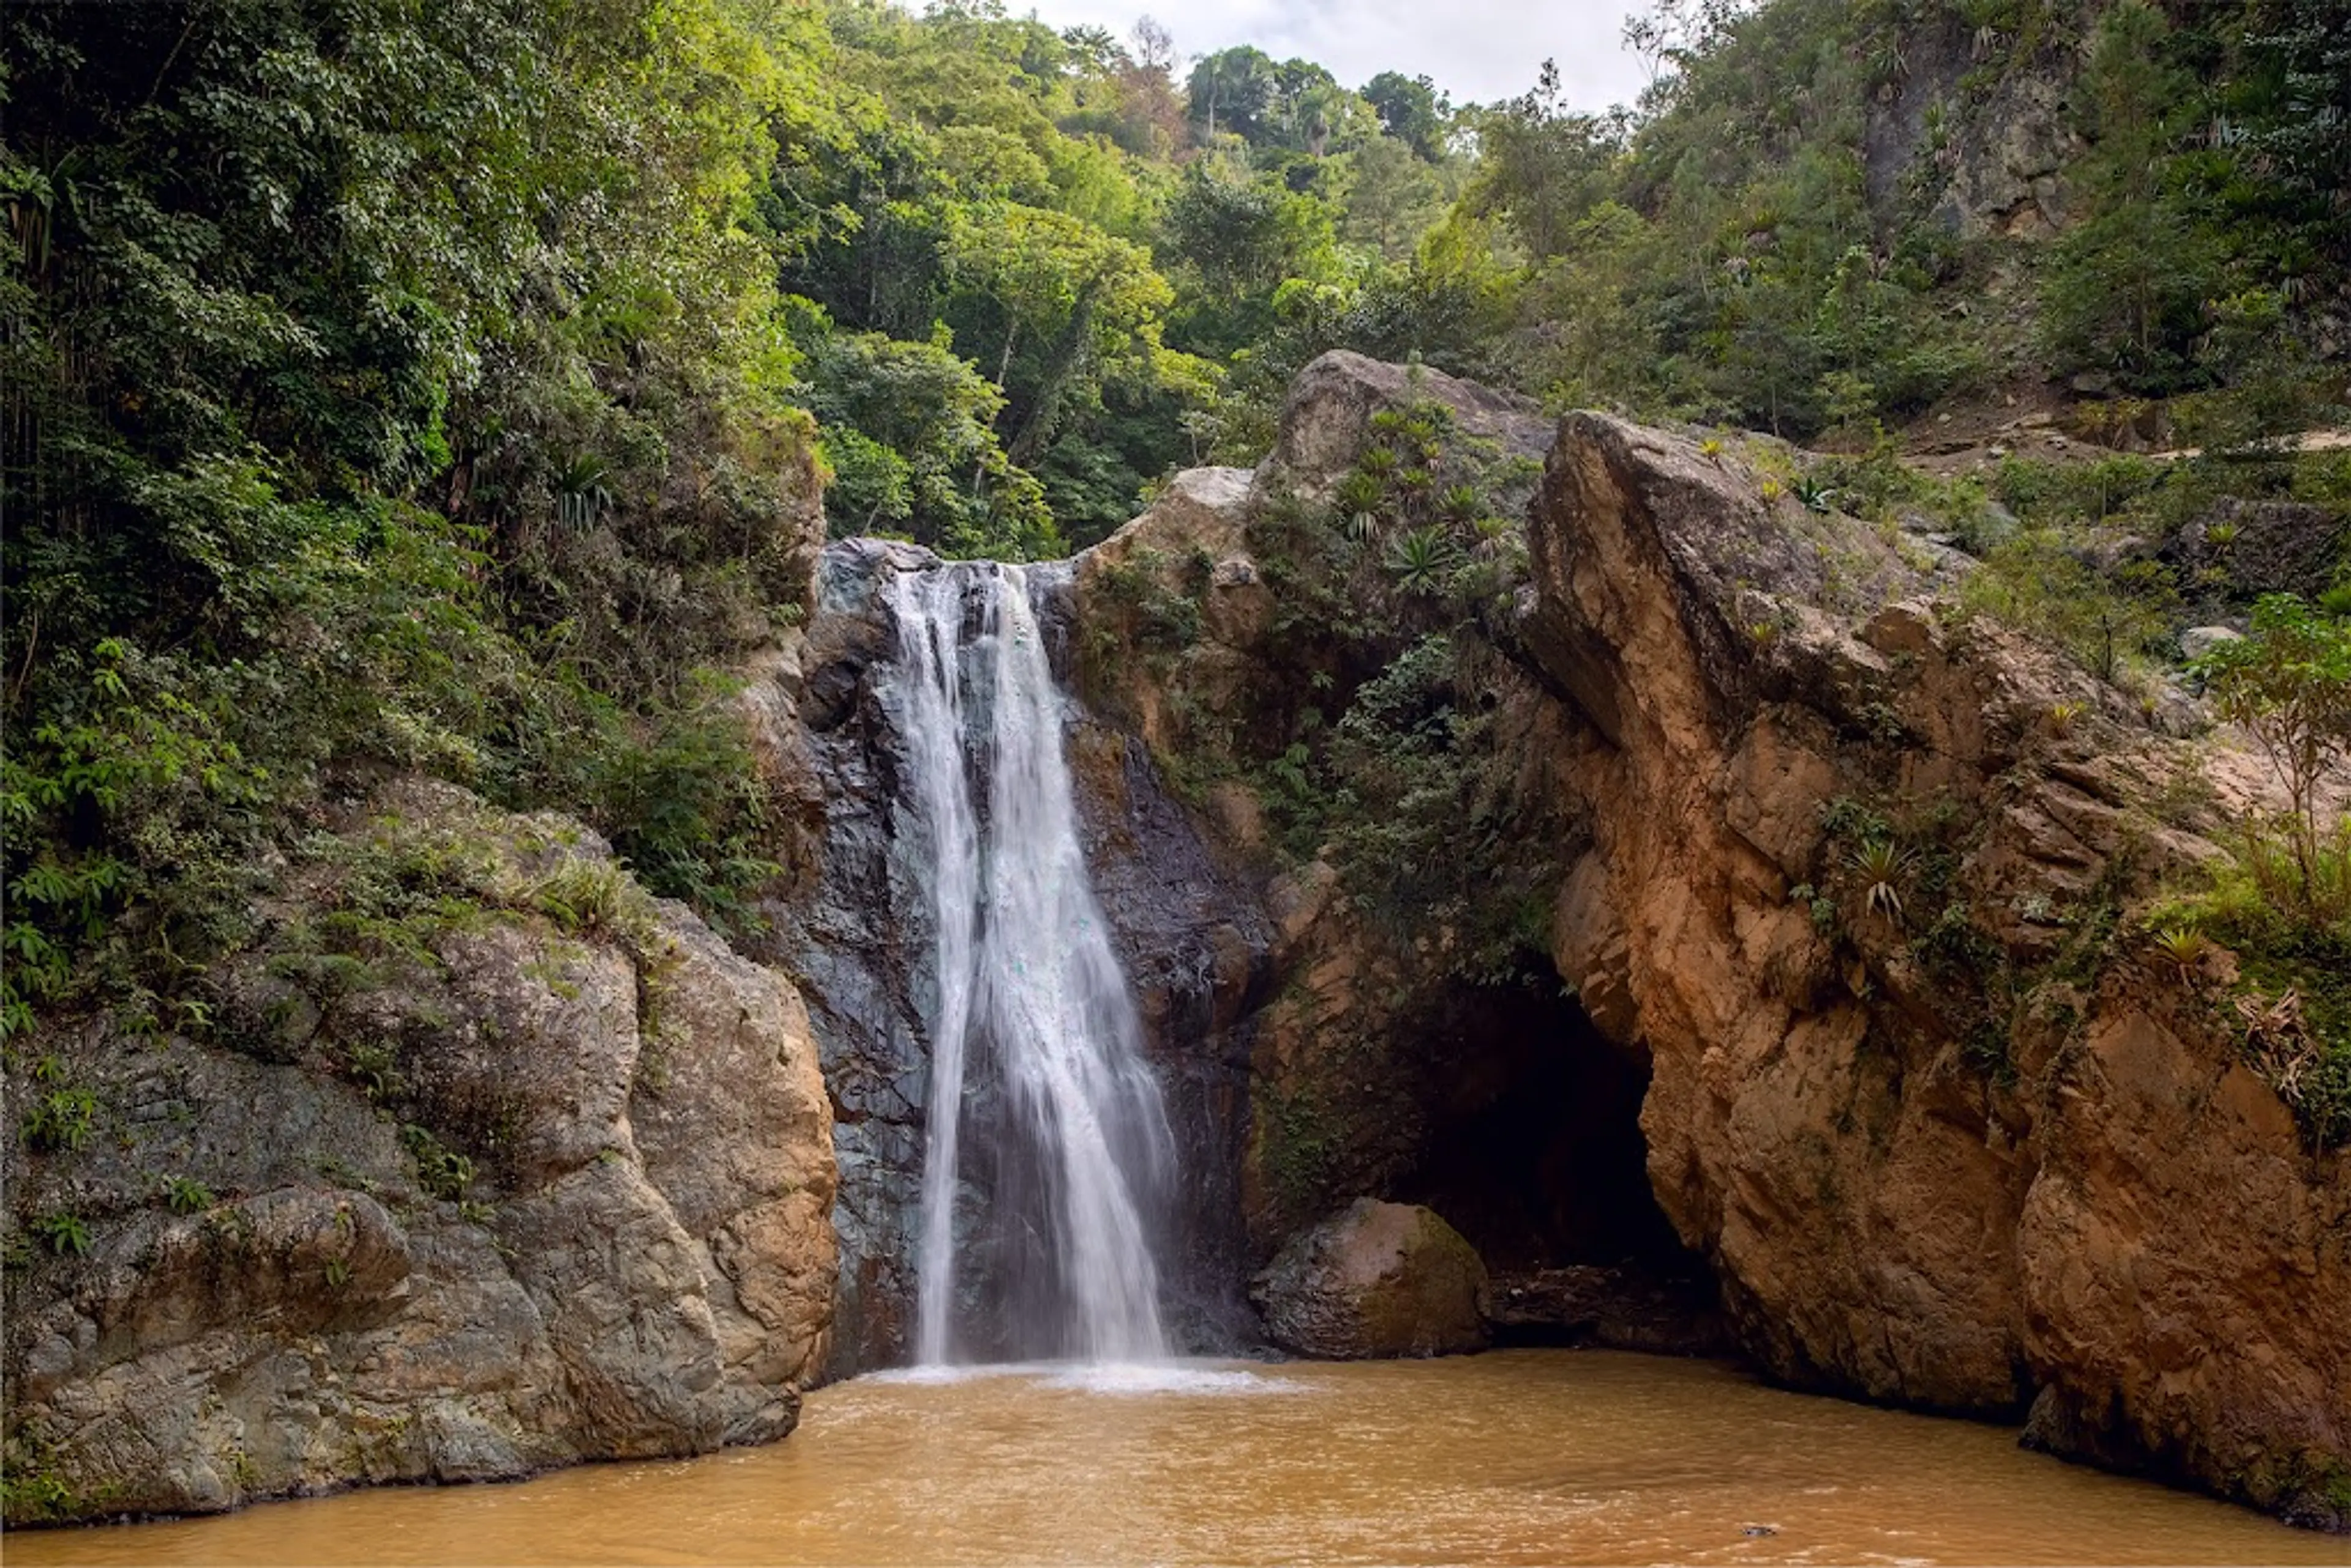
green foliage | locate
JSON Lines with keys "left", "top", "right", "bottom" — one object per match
{"left": 1961, "top": 530, "right": 2178, "bottom": 685}
{"left": 1316, "top": 636, "right": 1560, "bottom": 984}
{"left": 2155, "top": 817, "right": 2351, "bottom": 1149}
{"left": 2194, "top": 594, "right": 2351, "bottom": 907}
{"left": 2037, "top": 2, "right": 2218, "bottom": 393}
{"left": 162, "top": 1176, "right": 219, "bottom": 1215}
{"left": 19, "top": 1083, "right": 97, "bottom": 1154}
{"left": 402, "top": 1123, "right": 478, "bottom": 1204}
{"left": 32, "top": 1211, "right": 91, "bottom": 1258}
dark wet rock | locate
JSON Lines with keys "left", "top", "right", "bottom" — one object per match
{"left": 1484, "top": 1264, "right": 1733, "bottom": 1356}
{"left": 758, "top": 543, "right": 1268, "bottom": 1376}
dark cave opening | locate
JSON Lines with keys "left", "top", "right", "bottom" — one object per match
{"left": 1392, "top": 970, "right": 1726, "bottom": 1351}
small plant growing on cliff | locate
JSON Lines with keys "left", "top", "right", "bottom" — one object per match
{"left": 1849, "top": 838, "right": 1908, "bottom": 925}
{"left": 20, "top": 1087, "right": 96, "bottom": 1153}
{"left": 2151, "top": 925, "right": 2211, "bottom": 985}
{"left": 1792, "top": 475, "right": 1838, "bottom": 514}
{"left": 33, "top": 1211, "right": 90, "bottom": 1257}
{"left": 528, "top": 860, "right": 628, "bottom": 935}
{"left": 1700, "top": 437, "right": 1725, "bottom": 462}
{"left": 1386, "top": 528, "right": 1455, "bottom": 596}
{"left": 2045, "top": 700, "right": 2086, "bottom": 738}
{"left": 402, "top": 1123, "right": 476, "bottom": 1202}
{"left": 1333, "top": 470, "right": 1384, "bottom": 523}
{"left": 162, "top": 1176, "right": 217, "bottom": 1215}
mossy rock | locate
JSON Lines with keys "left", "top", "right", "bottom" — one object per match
{"left": 1251, "top": 1198, "right": 1489, "bottom": 1358}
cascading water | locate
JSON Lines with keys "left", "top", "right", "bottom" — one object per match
{"left": 890, "top": 563, "right": 1172, "bottom": 1367}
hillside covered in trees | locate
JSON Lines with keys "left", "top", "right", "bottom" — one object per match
{"left": 4, "top": 0, "right": 2348, "bottom": 1172}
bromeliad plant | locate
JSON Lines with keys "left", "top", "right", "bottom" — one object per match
{"left": 1848, "top": 838, "right": 1908, "bottom": 925}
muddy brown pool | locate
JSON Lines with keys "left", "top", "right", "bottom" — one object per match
{"left": 9, "top": 1350, "right": 2341, "bottom": 1566}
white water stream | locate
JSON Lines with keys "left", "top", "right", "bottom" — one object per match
{"left": 890, "top": 563, "right": 1171, "bottom": 1366}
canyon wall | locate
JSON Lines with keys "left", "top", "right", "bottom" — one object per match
{"left": 1061, "top": 352, "right": 2351, "bottom": 1527}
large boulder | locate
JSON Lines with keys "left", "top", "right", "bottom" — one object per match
{"left": 2, "top": 780, "right": 838, "bottom": 1522}
{"left": 1252, "top": 1199, "right": 1488, "bottom": 1358}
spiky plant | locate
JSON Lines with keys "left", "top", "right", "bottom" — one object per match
{"left": 1386, "top": 527, "right": 1455, "bottom": 596}
{"left": 555, "top": 451, "right": 615, "bottom": 531}
{"left": 1357, "top": 445, "right": 1400, "bottom": 478}
{"left": 1848, "top": 838, "right": 1907, "bottom": 924}
{"left": 1791, "top": 475, "right": 1837, "bottom": 515}
{"left": 1472, "top": 515, "right": 1514, "bottom": 558}
{"left": 1439, "top": 483, "right": 1483, "bottom": 523}
{"left": 1333, "top": 470, "right": 1383, "bottom": 514}
{"left": 2045, "top": 700, "right": 2086, "bottom": 738}
{"left": 2151, "top": 925, "right": 2211, "bottom": 984}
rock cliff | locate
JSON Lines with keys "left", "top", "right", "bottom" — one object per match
{"left": 756, "top": 543, "right": 1266, "bottom": 1377}
{"left": 1061, "top": 351, "right": 2351, "bottom": 1529}
{"left": 3, "top": 781, "right": 838, "bottom": 1522}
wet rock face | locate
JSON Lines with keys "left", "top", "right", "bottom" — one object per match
{"left": 2, "top": 781, "right": 837, "bottom": 1521}
{"left": 1252, "top": 1199, "right": 1490, "bottom": 1359}
{"left": 764, "top": 540, "right": 1269, "bottom": 1377}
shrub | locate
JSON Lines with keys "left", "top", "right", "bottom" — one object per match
{"left": 2193, "top": 593, "right": 2351, "bottom": 913}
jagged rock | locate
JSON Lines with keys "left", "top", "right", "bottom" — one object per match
{"left": 2, "top": 781, "right": 836, "bottom": 1521}
{"left": 2165, "top": 500, "right": 2347, "bottom": 602}
{"left": 1265, "top": 350, "right": 1551, "bottom": 497}
{"left": 1252, "top": 1200, "right": 1488, "bottom": 1358}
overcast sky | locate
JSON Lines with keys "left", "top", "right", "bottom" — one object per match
{"left": 1016, "top": 1, "right": 1655, "bottom": 112}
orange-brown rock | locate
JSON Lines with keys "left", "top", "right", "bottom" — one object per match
{"left": 1067, "top": 352, "right": 2351, "bottom": 1529}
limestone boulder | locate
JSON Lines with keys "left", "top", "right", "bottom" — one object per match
{"left": 1253, "top": 1199, "right": 1489, "bottom": 1358}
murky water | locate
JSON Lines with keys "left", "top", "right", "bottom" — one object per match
{"left": 10, "top": 1351, "right": 2341, "bottom": 1566}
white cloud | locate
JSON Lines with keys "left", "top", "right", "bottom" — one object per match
{"left": 1015, "top": 0, "right": 1654, "bottom": 111}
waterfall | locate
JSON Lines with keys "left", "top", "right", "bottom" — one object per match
{"left": 890, "top": 563, "right": 1172, "bottom": 1366}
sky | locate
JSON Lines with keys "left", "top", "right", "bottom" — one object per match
{"left": 1014, "top": 0, "right": 1656, "bottom": 113}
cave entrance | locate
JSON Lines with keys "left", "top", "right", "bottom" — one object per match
{"left": 1392, "top": 967, "right": 1723, "bottom": 1351}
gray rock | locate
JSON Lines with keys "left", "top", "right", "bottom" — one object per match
{"left": 1252, "top": 1199, "right": 1489, "bottom": 1359}
{"left": 2180, "top": 625, "right": 2243, "bottom": 661}
{"left": 3, "top": 782, "right": 836, "bottom": 1521}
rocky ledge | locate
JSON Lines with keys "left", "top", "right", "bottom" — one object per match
{"left": 3, "top": 780, "right": 838, "bottom": 1523}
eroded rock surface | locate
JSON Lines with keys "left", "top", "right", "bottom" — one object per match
{"left": 1062, "top": 351, "right": 2351, "bottom": 1529}
{"left": 763, "top": 540, "right": 1267, "bottom": 1376}
{"left": 1253, "top": 1199, "right": 1489, "bottom": 1359}
{"left": 3, "top": 781, "right": 837, "bottom": 1521}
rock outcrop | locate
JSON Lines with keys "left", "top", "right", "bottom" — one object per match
{"left": 1253, "top": 1199, "right": 1488, "bottom": 1359}
{"left": 1521, "top": 410, "right": 2348, "bottom": 1528}
{"left": 1062, "top": 351, "right": 2351, "bottom": 1529}
{"left": 2, "top": 781, "right": 837, "bottom": 1522}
